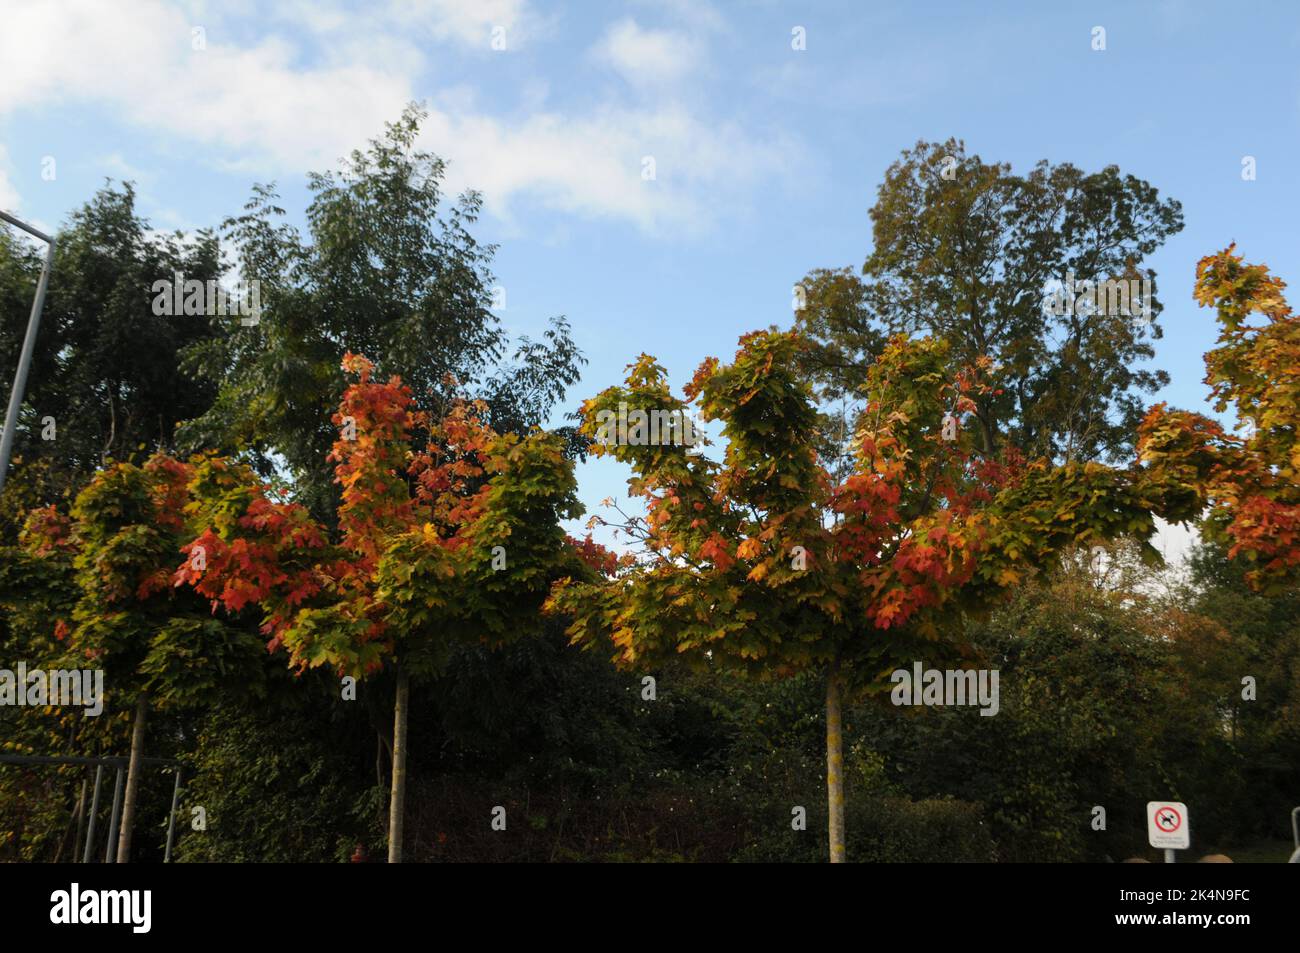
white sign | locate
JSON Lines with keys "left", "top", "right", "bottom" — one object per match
{"left": 1147, "top": 801, "right": 1189, "bottom": 850}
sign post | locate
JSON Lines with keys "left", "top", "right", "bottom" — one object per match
{"left": 1147, "top": 801, "right": 1189, "bottom": 861}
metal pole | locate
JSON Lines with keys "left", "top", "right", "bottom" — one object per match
{"left": 104, "top": 767, "right": 124, "bottom": 864}
{"left": 164, "top": 765, "right": 182, "bottom": 863}
{"left": 0, "top": 210, "right": 55, "bottom": 496}
{"left": 83, "top": 764, "right": 103, "bottom": 863}
{"left": 0, "top": 753, "right": 171, "bottom": 767}
{"left": 72, "top": 775, "right": 89, "bottom": 862}
{"left": 1164, "top": 848, "right": 1175, "bottom": 864}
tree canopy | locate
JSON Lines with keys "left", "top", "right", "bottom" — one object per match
{"left": 551, "top": 326, "right": 1173, "bottom": 860}
{"left": 796, "top": 139, "right": 1183, "bottom": 468}
{"left": 177, "top": 105, "right": 584, "bottom": 522}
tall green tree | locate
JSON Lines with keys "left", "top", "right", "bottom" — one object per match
{"left": 0, "top": 185, "right": 226, "bottom": 537}
{"left": 796, "top": 139, "right": 1183, "bottom": 466}
{"left": 179, "top": 104, "right": 584, "bottom": 521}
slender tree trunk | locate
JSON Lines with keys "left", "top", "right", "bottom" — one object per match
{"left": 116, "top": 693, "right": 149, "bottom": 863}
{"left": 826, "top": 667, "right": 846, "bottom": 863}
{"left": 387, "top": 665, "right": 410, "bottom": 863}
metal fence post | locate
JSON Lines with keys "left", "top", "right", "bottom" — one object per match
{"left": 0, "top": 210, "right": 56, "bottom": 495}
{"left": 104, "top": 766, "right": 124, "bottom": 864}
{"left": 72, "top": 775, "right": 89, "bottom": 862}
{"left": 164, "top": 765, "right": 183, "bottom": 863}
{"left": 82, "top": 763, "right": 103, "bottom": 863}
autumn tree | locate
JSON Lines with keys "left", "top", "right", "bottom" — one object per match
{"left": 176, "top": 354, "right": 582, "bottom": 861}
{"left": 3, "top": 455, "right": 263, "bottom": 861}
{"left": 550, "top": 329, "right": 1168, "bottom": 862}
{"left": 1138, "top": 246, "right": 1300, "bottom": 590}
{"left": 1135, "top": 243, "right": 1300, "bottom": 839}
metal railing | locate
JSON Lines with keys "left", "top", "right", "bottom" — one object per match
{"left": 0, "top": 753, "right": 184, "bottom": 862}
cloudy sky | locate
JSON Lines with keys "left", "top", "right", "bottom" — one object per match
{"left": 3, "top": 0, "right": 1298, "bottom": 559}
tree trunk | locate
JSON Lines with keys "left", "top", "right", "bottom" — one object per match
{"left": 826, "top": 667, "right": 846, "bottom": 863}
{"left": 387, "top": 664, "right": 410, "bottom": 863}
{"left": 116, "top": 693, "right": 149, "bottom": 863}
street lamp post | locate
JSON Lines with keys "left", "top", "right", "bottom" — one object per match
{"left": 0, "top": 209, "right": 56, "bottom": 495}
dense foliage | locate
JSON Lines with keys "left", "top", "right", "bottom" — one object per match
{"left": 2, "top": 121, "right": 1295, "bottom": 863}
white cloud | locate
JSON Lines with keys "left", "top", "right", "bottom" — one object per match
{"left": 592, "top": 18, "right": 701, "bottom": 87}
{"left": 230, "top": 0, "right": 532, "bottom": 51}
{"left": 386, "top": 0, "right": 532, "bottom": 49}
{"left": 0, "top": 0, "right": 800, "bottom": 235}
{"left": 0, "top": 1, "right": 413, "bottom": 174}
{"left": 424, "top": 103, "right": 799, "bottom": 235}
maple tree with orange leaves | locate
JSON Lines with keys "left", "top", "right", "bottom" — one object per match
{"left": 1, "top": 454, "right": 261, "bottom": 862}
{"left": 550, "top": 329, "right": 1172, "bottom": 862}
{"left": 1138, "top": 246, "right": 1300, "bottom": 592}
{"left": 175, "top": 353, "right": 582, "bottom": 861}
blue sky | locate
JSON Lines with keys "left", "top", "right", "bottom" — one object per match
{"left": 3, "top": 0, "right": 1298, "bottom": 555}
